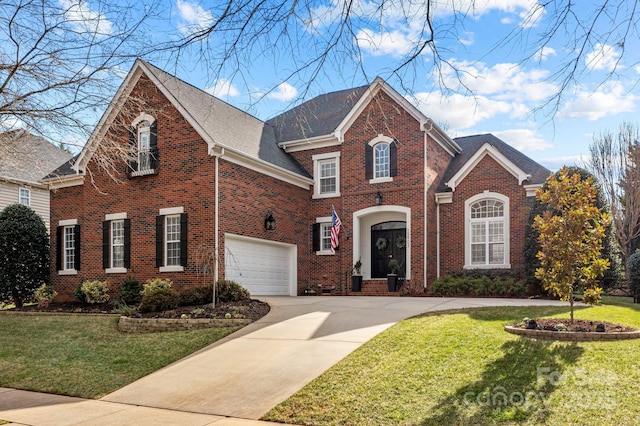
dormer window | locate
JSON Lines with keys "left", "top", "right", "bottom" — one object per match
{"left": 366, "top": 135, "right": 397, "bottom": 183}
{"left": 128, "top": 113, "right": 158, "bottom": 177}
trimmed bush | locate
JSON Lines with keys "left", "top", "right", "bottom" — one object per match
{"left": 213, "top": 280, "right": 250, "bottom": 303}
{"left": 139, "top": 278, "right": 179, "bottom": 313}
{"left": 33, "top": 284, "right": 57, "bottom": 307}
{"left": 431, "top": 273, "right": 526, "bottom": 298}
{"left": 120, "top": 277, "right": 142, "bottom": 304}
{"left": 0, "top": 204, "right": 50, "bottom": 307}
{"left": 79, "top": 280, "right": 110, "bottom": 304}
{"left": 179, "top": 285, "right": 212, "bottom": 306}
{"left": 139, "top": 287, "right": 180, "bottom": 313}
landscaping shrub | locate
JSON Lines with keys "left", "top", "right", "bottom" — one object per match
{"left": 0, "top": 204, "right": 50, "bottom": 307}
{"left": 139, "top": 278, "right": 179, "bottom": 312}
{"left": 430, "top": 273, "right": 526, "bottom": 297}
{"left": 212, "top": 280, "right": 250, "bottom": 303}
{"left": 628, "top": 251, "right": 640, "bottom": 303}
{"left": 78, "top": 280, "right": 110, "bottom": 304}
{"left": 33, "top": 284, "right": 57, "bottom": 307}
{"left": 120, "top": 277, "right": 143, "bottom": 304}
{"left": 179, "top": 285, "right": 212, "bottom": 306}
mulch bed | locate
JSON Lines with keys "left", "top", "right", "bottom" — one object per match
{"left": 7, "top": 299, "right": 270, "bottom": 322}
{"left": 515, "top": 318, "right": 636, "bottom": 333}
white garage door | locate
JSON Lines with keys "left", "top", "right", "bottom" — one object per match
{"left": 224, "top": 234, "right": 296, "bottom": 296}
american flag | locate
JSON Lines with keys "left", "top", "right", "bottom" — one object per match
{"left": 331, "top": 207, "right": 342, "bottom": 253}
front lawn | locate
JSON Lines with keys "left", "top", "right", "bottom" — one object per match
{"left": 264, "top": 298, "right": 640, "bottom": 425}
{"left": 0, "top": 314, "right": 239, "bottom": 398}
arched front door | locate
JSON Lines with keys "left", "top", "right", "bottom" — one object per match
{"left": 371, "top": 221, "right": 406, "bottom": 278}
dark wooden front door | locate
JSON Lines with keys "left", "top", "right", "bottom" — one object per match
{"left": 371, "top": 221, "right": 406, "bottom": 278}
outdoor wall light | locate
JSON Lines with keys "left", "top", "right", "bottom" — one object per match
{"left": 375, "top": 191, "right": 383, "bottom": 206}
{"left": 264, "top": 212, "right": 276, "bottom": 230}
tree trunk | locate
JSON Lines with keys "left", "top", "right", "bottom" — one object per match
{"left": 570, "top": 297, "right": 574, "bottom": 323}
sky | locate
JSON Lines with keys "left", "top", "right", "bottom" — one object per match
{"left": 29, "top": 0, "right": 640, "bottom": 171}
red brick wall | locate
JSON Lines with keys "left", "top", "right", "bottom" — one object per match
{"left": 50, "top": 73, "right": 310, "bottom": 299}
{"left": 438, "top": 155, "right": 531, "bottom": 279}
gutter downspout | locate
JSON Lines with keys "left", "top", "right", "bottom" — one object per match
{"left": 436, "top": 201, "right": 441, "bottom": 279}
{"left": 214, "top": 147, "right": 225, "bottom": 283}
{"left": 423, "top": 120, "right": 433, "bottom": 289}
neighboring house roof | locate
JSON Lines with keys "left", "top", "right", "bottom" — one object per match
{"left": 267, "top": 85, "right": 370, "bottom": 142}
{"left": 437, "top": 133, "right": 551, "bottom": 193}
{"left": 0, "top": 130, "right": 72, "bottom": 186}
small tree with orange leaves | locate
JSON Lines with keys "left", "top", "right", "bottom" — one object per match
{"left": 533, "top": 167, "right": 611, "bottom": 322}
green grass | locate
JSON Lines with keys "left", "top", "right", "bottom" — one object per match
{"left": 0, "top": 314, "right": 239, "bottom": 398}
{"left": 264, "top": 297, "right": 640, "bottom": 426}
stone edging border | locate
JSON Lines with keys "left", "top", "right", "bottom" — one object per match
{"left": 504, "top": 325, "right": 640, "bottom": 341}
{"left": 118, "top": 316, "right": 252, "bottom": 333}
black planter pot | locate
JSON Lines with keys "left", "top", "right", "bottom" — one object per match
{"left": 351, "top": 275, "right": 363, "bottom": 292}
{"left": 387, "top": 274, "right": 398, "bottom": 292}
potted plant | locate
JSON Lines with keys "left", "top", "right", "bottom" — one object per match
{"left": 387, "top": 259, "right": 399, "bottom": 292}
{"left": 351, "top": 259, "right": 363, "bottom": 292}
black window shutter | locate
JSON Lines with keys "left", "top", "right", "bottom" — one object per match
{"left": 102, "top": 221, "right": 110, "bottom": 269}
{"left": 156, "top": 215, "right": 164, "bottom": 268}
{"left": 365, "top": 144, "right": 373, "bottom": 179}
{"left": 180, "top": 213, "right": 188, "bottom": 267}
{"left": 128, "top": 127, "right": 136, "bottom": 174}
{"left": 390, "top": 140, "right": 398, "bottom": 177}
{"left": 312, "top": 223, "right": 320, "bottom": 252}
{"left": 56, "top": 226, "right": 63, "bottom": 271}
{"left": 124, "top": 219, "right": 131, "bottom": 269}
{"left": 74, "top": 225, "right": 81, "bottom": 270}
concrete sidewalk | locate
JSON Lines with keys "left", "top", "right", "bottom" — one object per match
{"left": 0, "top": 297, "right": 567, "bottom": 425}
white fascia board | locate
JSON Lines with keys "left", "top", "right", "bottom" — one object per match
{"left": 524, "top": 183, "right": 542, "bottom": 197}
{"left": 0, "top": 176, "right": 47, "bottom": 189}
{"left": 43, "top": 175, "right": 85, "bottom": 190}
{"left": 424, "top": 119, "right": 461, "bottom": 157}
{"left": 446, "top": 143, "right": 531, "bottom": 192}
{"left": 220, "top": 150, "right": 313, "bottom": 190}
{"left": 278, "top": 134, "right": 341, "bottom": 152}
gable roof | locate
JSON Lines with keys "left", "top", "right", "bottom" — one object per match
{"left": 67, "top": 60, "right": 310, "bottom": 187}
{"left": 437, "top": 133, "right": 550, "bottom": 193}
{"left": 267, "top": 85, "right": 370, "bottom": 142}
{"left": 0, "top": 130, "right": 72, "bottom": 186}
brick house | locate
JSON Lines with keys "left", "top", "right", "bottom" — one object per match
{"left": 43, "top": 60, "right": 549, "bottom": 299}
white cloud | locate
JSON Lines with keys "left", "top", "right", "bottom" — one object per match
{"left": 413, "top": 92, "right": 512, "bottom": 129}
{"left": 356, "top": 29, "right": 417, "bottom": 57}
{"left": 534, "top": 46, "right": 556, "bottom": 62}
{"left": 59, "top": 0, "right": 113, "bottom": 35}
{"left": 585, "top": 43, "right": 621, "bottom": 71}
{"left": 266, "top": 82, "right": 298, "bottom": 102}
{"left": 176, "top": 0, "right": 214, "bottom": 37}
{"left": 205, "top": 79, "right": 239, "bottom": 98}
{"left": 493, "top": 129, "right": 552, "bottom": 151}
{"left": 559, "top": 82, "right": 636, "bottom": 121}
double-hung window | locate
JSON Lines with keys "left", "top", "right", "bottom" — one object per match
{"left": 374, "top": 143, "right": 390, "bottom": 179}
{"left": 57, "top": 220, "right": 80, "bottom": 274}
{"left": 19, "top": 188, "right": 30, "bottom": 206}
{"left": 129, "top": 113, "right": 158, "bottom": 177}
{"left": 312, "top": 152, "right": 340, "bottom": 198}
{"left": 103, "top": 213, "right": 130, "bottom": 273}
{"left": 366, "top": 135, "right": 397, "bottom": 183}
{"left": 312, "top": 217, "right": 335, "bottom": 255}
{"left": 465, "top": 193, "right": 510, "bottom": 268}
{"left": 156, "top": 207, "right": 188, "bottom": 272}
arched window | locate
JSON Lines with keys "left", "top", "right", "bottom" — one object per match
{"left": 137, "top": 121, "right": 151, "bottom": 171}
{"left": 465, "top": 193, "right": 510, "bottom": 268}
{"left": 366, "top": 135, "right": 397, "bottom": 182}
{"left": 129, "top": 113, "right": 157, "bottom": 177}
{"left": 374, "top": 143, "right": 390, "bottom": 179}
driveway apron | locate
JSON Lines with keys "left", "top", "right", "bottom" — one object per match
{"left": 100, "top": 296, "right": 566, "bottom": 420}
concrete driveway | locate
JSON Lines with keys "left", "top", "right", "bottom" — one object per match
{"left": 99, "top": 296, "right": 567, "bottom": 420}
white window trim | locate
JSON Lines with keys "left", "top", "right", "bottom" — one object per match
{"left": 159, "top": 208, "right": 185, "bottom": 272}
{"left": 105, "top": 212, "right": 127, "bottom": 221}
{"left": 315, "top": 216, "right": 335, "bottom": 255}
{"left": 464, "top": 191, "right": 511, "bottom": 269}
{"left": 104, "top": 213, "right": 128, "bottom": 273}
{"left": 59, "top": 222, "right": 78, "bottom": 274}
{"left": 368, "top": 135, "right": 394, "bottom": 184}
{"left": 312, "top": 152, "right": 340, "bottom": 199}
{"left": 19, "top": 187, "right": 30, "bottom": 206}
{"left": 131, "top": 113, "right": 155, "bottom": 128}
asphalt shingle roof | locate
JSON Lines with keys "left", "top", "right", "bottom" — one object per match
{"left": 266, "top": 85, "right": 370, "bottom": 142}
{"left": 0, "top": 130, "right": 72, "bottom": 183}
{"left": 437, "top": 133, "right": 551, "bottom": 192}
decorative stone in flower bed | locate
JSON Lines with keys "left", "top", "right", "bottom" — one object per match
{"left": 505, "top": 318, "right": 640, "bottom": 341}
